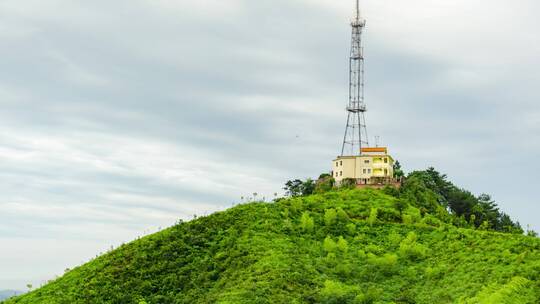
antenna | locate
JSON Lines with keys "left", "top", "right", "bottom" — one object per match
{"left": 341, "top": 0, "right": 368, "bottom": 156}
{"left": 356, "top": 0, "right": 360, "bottom": 21}
{"left": 375, "top": 136, "right": 380, "bottom": 147}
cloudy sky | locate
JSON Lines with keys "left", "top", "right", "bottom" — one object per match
{"left": 1, "top": 0, "right": 539, "bottom": 290}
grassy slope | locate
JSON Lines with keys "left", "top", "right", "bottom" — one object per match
{"left": 5, "top": 189, "right": 540, "bottom": 304}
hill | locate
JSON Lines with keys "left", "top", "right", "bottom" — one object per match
{"left": 5, "top": 174, "right": 539, "bottom": 304}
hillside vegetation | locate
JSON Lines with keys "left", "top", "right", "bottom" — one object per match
{"left": 5, "top": 170, "right": 540, "bottom": 304}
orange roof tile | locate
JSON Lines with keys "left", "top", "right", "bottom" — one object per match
{"left": 361, "top": 147, "right": 388, "bottom": 153}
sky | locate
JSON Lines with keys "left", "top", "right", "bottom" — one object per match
{"left": 0, "top": 0, "right": 539, "bottom": 290}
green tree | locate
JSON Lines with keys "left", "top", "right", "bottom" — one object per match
{"left": 302, "top": 179, "right": 316, "bottom": 196}
{"left": 284, "top": 178, "right": 316, "bottom": 197}
{"left": 315, "top": 174, "right": 335, "bottom": 193}
{"left": 393, "top": 160, "right": 404, "bottom": 178}
{"left": 284, "top": 179, "right": 303, "bottom": 197}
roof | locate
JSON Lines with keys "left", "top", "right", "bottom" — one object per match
{"left": 361, "top": 147, "right": 388, "bottom": 153}
{"left": 333, "top": 154, "right": 395, "bottom": 162}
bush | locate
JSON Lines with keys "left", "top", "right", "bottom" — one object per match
{"left": 300, "top": 212, "right": 315, "bottom": 232}
{"left": 316, "top": 175, "right": 335, "bottom": 193}
{"left": 399, "top": 232, "right": 429, "bottom": 261}
{"left": 367, "top": 208, "right": 378, "bottom": 226}
{"left": 341, "top": 178, "right": 357, "bottom": 189}
{"left": 367, "top": 253, "right": 398, "bottom": 274}
{"left": 323, "top": 236, "right": 337, "bottom": 253}
{"left": 337, "top": 237, "right": 349, "bottom": 253}
{"left": 460, "top": 277, "right": 535, "bottom": 304}
{"left": 324, "top": 209, "right": 338, "bottom": 227}
{"left": 319, "top": 280, "right": 359, "bottom": 304}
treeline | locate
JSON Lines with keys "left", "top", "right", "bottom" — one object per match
{"left": 285, "top": 167, "right": 529, "bottom": 235}
{"left": 394, "top": 168, "right": 525, "bottom": 234}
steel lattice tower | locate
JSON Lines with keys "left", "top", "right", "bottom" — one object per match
{"left": 341, "top": 0, "right": 369, "bottom": 156}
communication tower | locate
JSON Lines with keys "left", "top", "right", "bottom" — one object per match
{"left": 341, "top": 0, "right": 369, "bottom": 156}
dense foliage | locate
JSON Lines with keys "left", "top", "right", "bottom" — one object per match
{"left": 290, "top": 168, "right": 525, "bottom": 234}
{"left": 6, "top": 187, "right": 539, "bottom": 303}
{"left": 391, "top": 168, "right": 524, "bottom": 234}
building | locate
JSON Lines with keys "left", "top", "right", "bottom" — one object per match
{"left": 332, "top": 147, "right": 397, "bottom": 186}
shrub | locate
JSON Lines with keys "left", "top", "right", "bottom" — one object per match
{"left": 340, "top": 178, "right": 357, "bottom": 189}
{"left": 367, "top": 253, "right": 398, "bottom": 275}
{"left": 300, "top": 212, "right": 315, "bottom": 232}
{"left": 324, "top": 209, "right": 338, "bottom": 227}
{"left": 346, "top": 223, "right": 356, "bottom": 235}
{"left": 367, "top": 208, "right": 378, "bottom": 226}
{"left": 319, "top": 280, "right": 359, "bottom": 304}
{"left": 399, "top": 232, "right": 429, "bottom": 261}
{"left": 355, "top": 287, "right": 382, "bottom": 304}
{"left": 316, "top": 175, "right": 335, "bottom": 194}
{"left": 402, "top": 206, "right": 422, "bottom": 224}
{"left": 337, "top": 237, "right": 349, "bottom": 253}
{"left": 323, "top": 236, "right": 337, "bottom": 253}
{"left": 460, "top": 277, "right": 535, "bottom": 304}
{"left": 336, "top": 208, "right": 350, "bottom": 222}
{"left": 377, "top": 207, "right": 401, "bottom": 222}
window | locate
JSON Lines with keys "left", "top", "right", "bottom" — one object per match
{"left": 364, "top": 160, "right": 370, "bottom": 164}
{"left": 368, "top": 169, "right": 371, "bottom": 174}
{"left": 384, "top": 158, "right": 388, "bottom": 164}
{"left": 363, "top": 169, "right": 367, "bottom": 174}
{"left": 336, "top": 172, "right": 338, "bottom": 177}
{"left": 340, "top": 171, "right": 343, "bottom": 176}
{"left": 384, "top": 169, "right": 388, "bottom": 175}
{"left": 336, "top": 162, "right": 339, "bottom": 167}
{"left": 340, "top": 161, "right": 343, "bottom": 166}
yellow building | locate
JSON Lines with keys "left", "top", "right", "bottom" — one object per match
{"left": 332, "top": 147, "right": 396, "bottom": 185}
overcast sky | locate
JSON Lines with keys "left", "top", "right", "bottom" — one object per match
{"left": 0, "top": 0, "right": 539, "bottom": 290}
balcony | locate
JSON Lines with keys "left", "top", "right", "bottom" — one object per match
{"left": 372, "top": 162, "right": 390, "bottom": 169}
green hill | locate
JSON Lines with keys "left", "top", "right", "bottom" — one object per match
{"left": 5, "top": 171, "right": 540, "bottom": 303}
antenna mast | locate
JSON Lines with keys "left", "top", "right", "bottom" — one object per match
{"left": 341, "top": 0, "right": 369, "bottom": 156}
{"left": 356, "top": 0, "right": 360, "bottom": 22}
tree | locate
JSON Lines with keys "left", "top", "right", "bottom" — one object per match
{"left": 400, "top": 168, "right": 522, "bottom": 233}
{"left": 302, "top": 179, "right": 316, "bottom": 196}
{"left": 393, "top": 160, "right": 405, "bottom": 178}
{"left": 284, "top": 179, "right": 304, "bottom": 197}
{"left": 526, "top": 225, "right": 538, "bottom": 238}
{"left": 284, "top": 179, "right": 316, "bottom": 197}
{"left": 393, "top": 199, "right": 408, "bottom": 215}
{"left": 315, "top": 174, "right": 335, "bottom": 193}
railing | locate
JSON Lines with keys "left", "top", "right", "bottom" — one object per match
{"left": 371, "top": 162, "right": 390, "bottom": 168}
